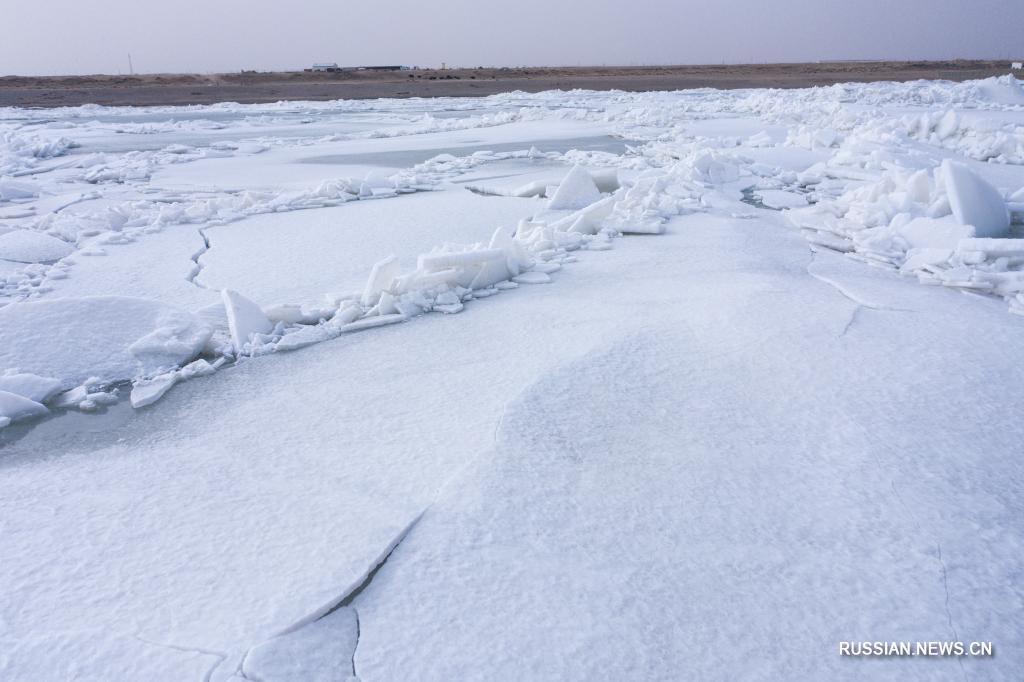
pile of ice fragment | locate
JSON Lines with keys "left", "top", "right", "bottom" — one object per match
{"left": 0, "top": 131, "right": 77, "bottom": 176}
{"left": 788, "top": 159, "right": 1024, "bottom": 312}
{"left": 231, "top": 163, "right": 729, "bottom": 363}
{"left": 2, "top": 164, "right": 692, "bottom": 423}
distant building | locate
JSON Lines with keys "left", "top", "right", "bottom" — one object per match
{"left": 304, "top": 63, "right": 407, "bottom": 73}
{"left": 1013, "top": 62, "right": 1023, "bottom": 70}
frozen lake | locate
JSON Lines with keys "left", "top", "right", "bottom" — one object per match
{"left": 2, "top": 77, "right": 1024, "bottom": 681}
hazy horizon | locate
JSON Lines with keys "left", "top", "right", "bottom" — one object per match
{"left": 3, "top": 0, "right": 1023, "bottom": 77}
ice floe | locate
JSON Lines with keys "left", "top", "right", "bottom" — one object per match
{"left": 0, "top": 296, "right": 210, "bottom": 393}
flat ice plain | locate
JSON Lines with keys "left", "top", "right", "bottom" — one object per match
{"left": 2, "top": 76, "right": 1024, "bottom": 681}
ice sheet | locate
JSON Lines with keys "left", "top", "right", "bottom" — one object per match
{"left": 2, "top": 76, "right": 1024, "bottom": 682}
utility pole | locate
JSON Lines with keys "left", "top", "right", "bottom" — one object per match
{"left": 128, "top": 53, "right": 134, "bottom": 75}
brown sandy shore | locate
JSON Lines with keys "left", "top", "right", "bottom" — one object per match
{"left": 0, "top": 60, "right": 1017, "bottom": 108}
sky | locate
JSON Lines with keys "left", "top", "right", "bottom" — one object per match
{"left": 2, "top": 0, "right": 1023, "bottom": 76}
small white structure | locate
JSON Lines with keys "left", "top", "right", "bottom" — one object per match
{"left": 310, "top": 63, "right": 340, "bottom": 72}
{"left": 1013, "top": 62, "right": 1023, "bottom": 70}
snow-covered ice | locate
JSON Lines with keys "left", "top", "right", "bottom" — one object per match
{"left": 2, "top": 75, "right": 1024, "bottom": 681}
{"left": 0, "top": 229, "right": 75, "bottom": 263}
{"left": 0, "top": 296, "right": 210, "bottom": 391}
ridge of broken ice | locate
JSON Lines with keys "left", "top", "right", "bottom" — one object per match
{"left": 2, "top": 75, "right": 1024, "bottom": 426}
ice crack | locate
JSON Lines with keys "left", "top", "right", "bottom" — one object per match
{"left": 186, "top": 225, "right": 212, "bottom": 289}
{"left": 936, "top": 542, "right": 968, "bottom": 681}
{"left": 805, "top": 249, "right": 913, "bottom": 339}
{"left": 321, "top": 515, "right": 422, "bottom": 621}
{"left": 880, "top": 478, "right": 967, "bottom": 680}
{"left": 351, "top": 609, "right": 362, "bottom": 680}
{"left": 132, "top": 634, "right": 227, "bottom": 682}
{"left": 265, "top": 511, "right": 424, "bottom": 647}
{"left": 839, "top": 305, "right": 861, "bottom": 338}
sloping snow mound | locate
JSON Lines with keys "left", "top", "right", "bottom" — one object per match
{"left": 547, "top": 165, "right": 602, "bottom": 210}
{"left": 942, "top": 160, "right": 1011, "bottom": 238}
{"left": 0, "top": 296, "right": 211, "bottom": 390}
{"left": 0, "top": 230, "right": 74, "bottom": 263}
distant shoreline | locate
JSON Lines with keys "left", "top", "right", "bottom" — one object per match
{"left": 0, "top": 60, "right": 1017, "bottom": 108}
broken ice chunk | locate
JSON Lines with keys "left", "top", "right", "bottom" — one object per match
{"left": 941, "top": 160, "right": 1011, "bottom": 238}
{"left": 179, "top": 359, "right": 216, "bottom": 378}
{"left": 511, "top": 180, "right": 548, "bottom": 198}
{"left": 900, "top": 248, "right": 954, "bottom": 274}
{"left": 470, "top": 255, "right": 513, "bottom": 290}
{"left": 547, "top": 164, "right": 602, "bottom": 210}
{"left": 0, "top": 373, "right": 62, "bottom": 404}
{"left": 130, "top": 373, "right": 180, "bottom": 409}
{"left": 128, "top": 310, "right": 213, "bottom": 371}
{"left": 954, "top": 238, "right": 1024, "bottom": 260}
{"left": 333, "top": 313, "right": 405, "bottom": 333}
{"left": 897, "top": 216, "right": 975, "bottom": 250}
{"left": 221, "top": 289, "right": 274, "bottom": 354}
{"left": 591, "top": 169, "right": 620, "bottom": 193}
{"left": 0, "top": 390, "right": 48, "bottom": 425}
{"left": 328, "top": 303, "right": 362, "bottom": 327}
{"left": 275, "top": 326, "right": 333, "bottom": 352}
{"left": 51, "top": 385, "right": 90, "bottom": 409}
{"left": 0, "top": 296, "right": 212, "bottom": 391}
{"left": 263, "top": 304, "right": 310, "bottom": 325}
{"left": 361, "top": 255, "right": 401, "bottom": 307}
{"left": 418, "top": 248, "right": 504, "bottom": 272}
